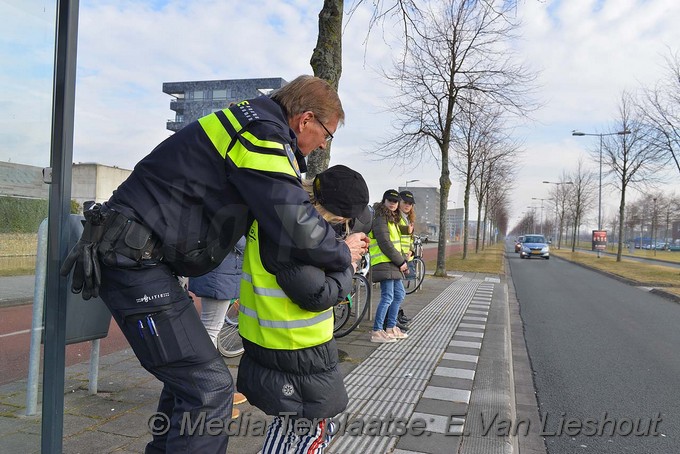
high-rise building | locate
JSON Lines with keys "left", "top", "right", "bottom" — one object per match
{"left": 163, "top": 77, "right": 287, "bottom": 132}
{"left": 398, "top": 186, "right": 440, "bottom": 237}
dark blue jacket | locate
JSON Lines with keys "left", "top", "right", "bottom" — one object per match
{"left": 107, "top": 96, "right": 350, "bottom": 276}
{"left": 188, "top": 237, "right": 245, "bottom": 300}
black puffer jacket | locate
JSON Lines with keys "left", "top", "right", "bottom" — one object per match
{"left": 236, "top": 232, "right": 352, "bottom": 419}
{"left": 370, "top": 202, "right": 407, "bottom": 282}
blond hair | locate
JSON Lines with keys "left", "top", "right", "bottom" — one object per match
{"left": 302, "top": 179, "right": 350, "bottom": 227}
{"left": 271, "top": 75, "right": 345, "bottom": 126}
{"left": 400, "top": 203, "right": 416, "bottom": 224}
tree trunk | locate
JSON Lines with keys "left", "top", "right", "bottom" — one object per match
{"left": 308, "top": 0, "right": 343, "bottom": 178}
{"left": 616, "top": 186, "right": 627, "bottom": 261}
{"left": 475, "top": 202, "right": 482, "bottom": 253}
{"left": 435, "top": 147, "right": 451, "bottom": 277}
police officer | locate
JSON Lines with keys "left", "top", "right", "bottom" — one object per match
{"left": 61, "top": 76, "right": 369, "bottom": 454}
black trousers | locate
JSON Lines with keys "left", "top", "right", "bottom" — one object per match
{"left": 99, "top": 263, "right": 233, "bottom": 453}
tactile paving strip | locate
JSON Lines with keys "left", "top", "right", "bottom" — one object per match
{"left": 328, "top": 277, "right": 492, "bottom": 453}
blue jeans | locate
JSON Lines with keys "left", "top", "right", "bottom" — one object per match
{"left": 373, "top": 279, "right": 405, "bottom": 331}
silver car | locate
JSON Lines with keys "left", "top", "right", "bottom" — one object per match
{"left": 519, "top": 234, "right": 550, "bottom": 260}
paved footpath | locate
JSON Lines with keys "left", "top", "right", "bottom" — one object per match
{"left": 0, "top": 271, "right": 545, "bottom": 454}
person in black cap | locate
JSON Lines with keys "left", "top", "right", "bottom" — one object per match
{"left": 368, "top": 189, "right": 410, "bottom": 343}
{"left": 397, "top": 190, "right": 417, "bottom": 325}
{"left": 237, "top": 164, "right": 371, "bottom": 453}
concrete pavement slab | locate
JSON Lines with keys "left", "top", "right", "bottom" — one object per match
{"left": 0, "top": 272, "right": 544, "bottom": 453}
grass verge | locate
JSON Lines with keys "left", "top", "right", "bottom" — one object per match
{"left": 551, "top": 249, "right": 680, "bottom": 289}
{"left": 425, "top": 243, "right": 504, "bottom": 275}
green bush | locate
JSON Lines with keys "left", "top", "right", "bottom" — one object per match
{"left": 0, "top": 197, "right": 80, "bottom": 233}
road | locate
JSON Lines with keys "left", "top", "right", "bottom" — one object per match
{"left": 0, "top": 303, "right": 129, "bottom": 385}
{"left": 0, "top": 240, "right": 459, "bottom": 387}
{"left": 507, "top": 242, "right": 680, "bottom": 453}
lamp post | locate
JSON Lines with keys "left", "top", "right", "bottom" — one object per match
{"left": 572, "top": 129, "right": 631, "bottom": 257}
{"left": 405, "top": 179, "right": 419, "bottom": 188}
{"left": 447, "top": 200, "right": 457, "bottom": 242}
{"left": 652, "top": 197, "right": 657, "bottom": 256}
{"left": 543, "top": 181, "right": 573, "bottom": 247}
{"left": 527, "top": 205, "right": 538, "bottom": 232}
{"left": 531, "top": 197, "right": 549, "bottom": 235}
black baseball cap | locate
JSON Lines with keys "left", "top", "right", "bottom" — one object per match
{"left": 399, "top": 190, "right": 415, "bottom": 204}
{"left": 382, "top": 189, "right": 400, "bottom": 203}
{"left": 313, "top": 165, "right": 370, "bottom": 219}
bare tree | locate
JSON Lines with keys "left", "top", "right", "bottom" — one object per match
{"left": 372, "top": 0, "right": 534, "bottom": 275}
{"left": 567, "top": 159, "right": 596, "bottom": 252}
{"left": 473, "top": 142, "right": 517, "bottom": 252}
{"left": 545, "top": 172, "right": 573, "bottom": 249}
{"left": 452, "top": 101, "right": 507, "bottom": 259}
{"left": 606, "top": 92, "right": 669, "bottom": 261}
{"left": 480, "top": 171, "right": 513, "bottom": 248}
{"left": 638, "top": 49, "right": 680, "bottom": 176}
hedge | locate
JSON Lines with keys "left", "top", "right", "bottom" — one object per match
{"left": 0, "top": 197, "right": 80, "bottom": 233}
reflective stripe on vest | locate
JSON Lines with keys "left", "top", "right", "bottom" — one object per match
{"left": 369, "top": 220, "right": 402, "bottom": 266}
{"left": 198, "top": 107, "right": 298, "bottom": 177}
{"left": 238, "top": 220, "right": 333, "bottom": 350}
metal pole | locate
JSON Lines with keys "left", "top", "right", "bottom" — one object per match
{"left": 597, "top": 134, "right": 603, "bottom": 258}
{"left": 26, "top": 219, "right": 48, "bottom": 416}
{"left": 88, "top": 339, "right": 100, "bottom": 394}
{"left": 42, "top": 0, "right": 79, "bottom": 451}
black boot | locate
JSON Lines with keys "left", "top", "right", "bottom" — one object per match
{"left": 396, "top": 321, "right": 409, "bottom": 332}
{"left": 398, "top": 309, "right": 411, "bottom": 323}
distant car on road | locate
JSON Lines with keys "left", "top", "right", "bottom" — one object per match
{"left": 514, "top": 235, "right": 525, "bottom": 253}
{"left": 519, "top": 234, "right": 550, "bottom": 260}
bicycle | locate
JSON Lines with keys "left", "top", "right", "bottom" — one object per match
{"left": 333, "top": 254, "right": 371, "bottom": 338}
{"left": 217, "top": 298, "right": 244, "bottom": 357}
{"left": 403, "top": 235, "right": 425, "bottom": 295}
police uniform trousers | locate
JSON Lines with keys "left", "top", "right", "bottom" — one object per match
{"left": 98, "top": 262, "right": 233, "bottom": 454}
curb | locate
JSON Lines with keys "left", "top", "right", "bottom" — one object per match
{"left": 0, "top": 298, "right": 32, "bottom": 309}
{"left": 504, "top": 255, "right": 548, "bottom": 454}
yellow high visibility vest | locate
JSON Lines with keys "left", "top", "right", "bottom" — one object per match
{"left": 238, "top": 221, "right": 333, "bottom": 350}
{"left": 399, "top": 217, "right": 414, "bottom": 261}
{"left": 369, "top": 220, "right": 402, "bottom": 266}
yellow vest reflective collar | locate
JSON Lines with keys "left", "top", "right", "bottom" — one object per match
{"left": 198, "top": 104, "right": 299, "bottom": 178}
{"left": 238, "top": 221, "right": 333, "bottom": 350}
{"left": 369, "top": 220, "right": 402, "bottom": 266}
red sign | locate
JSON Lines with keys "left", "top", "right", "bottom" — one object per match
{"left": 592, "top": 230, "right": 607, "bottom": 251}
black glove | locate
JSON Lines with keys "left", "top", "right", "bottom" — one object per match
{"left": 60, "top": 205, "right": 106, "bottom": 300}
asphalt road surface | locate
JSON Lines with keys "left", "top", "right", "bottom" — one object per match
{"left": 507, "top": 242, "right": 680, "bottom": 453}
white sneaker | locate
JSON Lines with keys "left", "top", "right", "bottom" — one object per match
{"left": 386, "top": 326, "right": 408, "bottom": 339}
{"left": 371, "top": 330, "right": 397, "bottom": 343}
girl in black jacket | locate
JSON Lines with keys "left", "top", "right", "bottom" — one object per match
{"left": 237, "top": 165, "right": 371, "bottom": 453}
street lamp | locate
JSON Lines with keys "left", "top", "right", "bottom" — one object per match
{"left": 405, "top": 179, "right": 419, "bottom": 188}
{"left": 527, "top": 205, "right": 538, "bottom": 232}
{"left": 652, "top": 197, "right": 657, "bottom": 256}
{"left": 543, "top": 181, "right": 573, "bottom": 247}
{"left": 572, "top": 129, "right": 631, "bottom": 257}
{"left": 531, "top": 197, "right": 549, "bottom": 235}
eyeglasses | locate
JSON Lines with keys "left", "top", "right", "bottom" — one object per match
{"left": 315, "top": 116, "right": 334, "bottom": 143}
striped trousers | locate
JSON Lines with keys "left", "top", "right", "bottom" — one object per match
{"left": 261, "top": 416, "right": 335, "bottom": 454}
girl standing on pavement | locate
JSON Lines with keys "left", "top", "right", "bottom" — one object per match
{"left": 237, "top": 165, "right": 371, "bottom": 453}
{"left": 369, "top": 189, "right": 410, "bottom": 343}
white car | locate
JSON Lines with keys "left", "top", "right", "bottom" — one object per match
{"left": 519, "top": 234, "right": 550, "bottom": 260}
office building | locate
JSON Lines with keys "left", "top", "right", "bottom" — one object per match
{"left": 163, "top": 77, "right": 287, "bottom": 132}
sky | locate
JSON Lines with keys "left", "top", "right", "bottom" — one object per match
{"left": 2, "top": 0, "right": 680, "bottom": 232}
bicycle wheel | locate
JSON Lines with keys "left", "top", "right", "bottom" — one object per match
{"left": 217, "top": 300, "right": 244, "bottom": 357}
{"left": 404, "top": 257, "right": 425, "bottom": 295}
{"left": 333, "top": 300, "right": 351, "bottom": 333}
{"left": 334, "top": 274, "right": 371, "bottom": 338}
